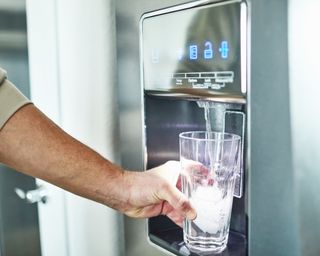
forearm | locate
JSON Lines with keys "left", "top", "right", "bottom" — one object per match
{"left": 0, "top": 104, "right": 125, "bottom": 208}
{"left": 0, "top": 104, "right": 196, "bottom": 223}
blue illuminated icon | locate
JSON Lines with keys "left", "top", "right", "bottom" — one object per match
{"left": 189, "top": 45, "right": 198, "bottom": 60}
{"left": 151, "top": 49, "right": 160, "bottom": 63}
{"left": 204, "top": 41, "right": 213, "bottom": 59}
{"left": 219, "top": 41, "right": 229, "bottom": 59}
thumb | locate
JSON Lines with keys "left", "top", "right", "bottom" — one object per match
{"left": 152, "top": 160, "right": 181, "bottom": 186}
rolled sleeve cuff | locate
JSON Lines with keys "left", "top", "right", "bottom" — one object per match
{"left": 0, "top": 79, "right": 32, "bottom": 130}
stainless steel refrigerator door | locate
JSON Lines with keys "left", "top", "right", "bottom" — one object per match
{"left": 116, "top": 1, "right": 187, "bottom": 255}
{"left": 249, "top": 0, "right": 300, "bottom": 255}
{"left": 117, "top": 0, "right": 301, "bottom": 255}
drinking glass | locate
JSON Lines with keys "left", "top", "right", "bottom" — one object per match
{"left": 179, "top": 131, "right": 241, "bottom": 254}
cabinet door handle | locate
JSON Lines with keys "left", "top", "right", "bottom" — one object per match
{"left": 15, "top": 186, "right": 48, "bottom": 204}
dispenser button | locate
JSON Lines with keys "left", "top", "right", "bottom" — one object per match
{"left": 186, "top": 73, "right": 200, "bottom": 78}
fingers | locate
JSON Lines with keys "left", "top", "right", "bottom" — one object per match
{"left": 181, "top": 159, "right": 209, "bottom": 176}
{"left": 181, "top": 159, "right": 213, "bottom": 186}
{"left": 161, "top": 202, "right": 184, "bottom": 227}
{"left": 150, "top": 161, "right": 197, "bottom": 220}
{"left": 158, "top": 183, "right": 196, "bottom": 220}
{"left": 146, "top": 161, "right": 198, "bottom": 222}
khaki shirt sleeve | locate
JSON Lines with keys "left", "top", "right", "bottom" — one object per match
{"left": 0, "top": 68, "right": 32, "bottom": 130}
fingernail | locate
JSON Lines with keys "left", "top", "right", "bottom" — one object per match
{"left": 186, "top": 208, "right": 197, "bottom": 220}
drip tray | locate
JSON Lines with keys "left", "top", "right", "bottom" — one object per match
{"left": 149, "top": 227, "right": 247, "bottom": 256}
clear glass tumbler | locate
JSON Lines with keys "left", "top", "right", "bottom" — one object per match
{"left": 179, "top": 131, "right": 241, "bottom": 254}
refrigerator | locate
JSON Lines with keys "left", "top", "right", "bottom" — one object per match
{"left": 115, "top": 0, "right": 320, "bottom": 255}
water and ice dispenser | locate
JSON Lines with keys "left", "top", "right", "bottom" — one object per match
{"left": 140, "top": 0, "right": 248, "bottom": 254}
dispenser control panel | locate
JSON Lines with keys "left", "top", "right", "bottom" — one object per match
{"left": 141, "top": 1, "right": 246, "bottom": 97}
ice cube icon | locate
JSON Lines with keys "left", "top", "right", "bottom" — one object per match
{"left": 189, "top": 45, "right": 198, "bottom": 60}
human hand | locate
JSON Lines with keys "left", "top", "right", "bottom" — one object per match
{"left": 180, "top": 159, "right": 213, "bottom": 187}
{"left": 119, "top": 161, "right": 197, "bottom": 226}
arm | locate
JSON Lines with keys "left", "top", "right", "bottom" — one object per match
{"left": 0, "top": 104, "right": 196, "bottom": 225}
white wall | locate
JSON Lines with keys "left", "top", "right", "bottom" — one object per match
{"left": 26, "top": 0, "right": 124, "bottom": 255}
{"left": 288, "top": 0, "right": 320, "bottom": 255}
{"left": 56, "top": 0, "right": 123, "bottom": 255}
{"left": 26, "top": 1, "right": 68, "bottom": 255}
